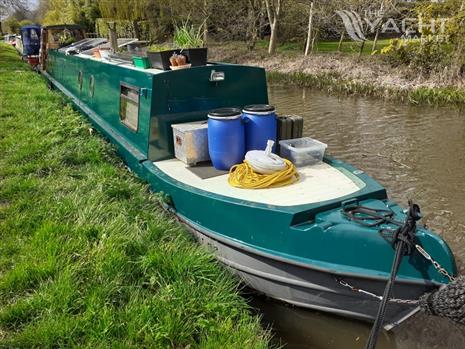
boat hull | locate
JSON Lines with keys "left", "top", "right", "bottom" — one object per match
{"left": 41, "top": 52, "right": 457, "bottom": 331}
{"left": 179, "top": 214, "right": 434, "bottom": 330}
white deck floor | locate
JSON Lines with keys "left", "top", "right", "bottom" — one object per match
{"left": 154, "top": 159, "right": 363, "bottom": 207}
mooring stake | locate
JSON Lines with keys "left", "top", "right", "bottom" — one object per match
{"left": 365, "top": 201, "right": 421, "bottom": 349}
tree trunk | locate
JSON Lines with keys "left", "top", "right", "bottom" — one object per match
{"left": 133, "top": 21, "right": 140, "bottom": 40}
{"left": 246, "top": 0, "right": 259, "bottom": 51}
{"left": 264, "top": 0, "right": 282, "bottom": 55}
{"left": 372, "top": 28, "right": 380, "bottom": 52}
{"left": 203, "top": 0, "right": 208, "bottom": 46}
{"left": 268, "top": 19, "right": 278, "bottom": 54}
{"left": 107, "top": 22, "right": 118, "bottom": 53}
{"left": 311, "top": 29, "right": 318, "bottom": 53}
{"left": 337, "top": 32, "right": 344, "bottom": 52}
{"left": 358, "top": 40, "right": 366, "bottom": 59}
{"left": 304, "top": 2, "right": 314, "bottom": 56}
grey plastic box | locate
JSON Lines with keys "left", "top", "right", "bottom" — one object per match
{"left": 279, "top": 137, "right": 327, "bottom": 167}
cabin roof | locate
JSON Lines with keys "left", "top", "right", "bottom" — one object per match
{"left": 21, "top": 25, "right": 41, "bottom": 30}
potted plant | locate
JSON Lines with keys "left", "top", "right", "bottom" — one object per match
{"left": 147, "top": 44, "right": 179, "bottom": 70}
{"left": 173, "top": 22, "right": 207, "bottom": 67}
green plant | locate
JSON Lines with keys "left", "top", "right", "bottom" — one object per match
{"left": 147, "top": 43, "right": 173, "bottom": 52}
{"left": 173, "top": 21, "right": 204, "bottom": 49}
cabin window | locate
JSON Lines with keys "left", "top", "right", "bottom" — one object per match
{"left": 119, "top": 84, "right": 139, "bottom": 132}
{"left": 78, "top": 71, "right": 83, "bottom": 91}
{"left": 30, "top": 29, "right": 39, "bottom": 40}
{"left": 88, "top": 75, "right": 95, "bottom": 97}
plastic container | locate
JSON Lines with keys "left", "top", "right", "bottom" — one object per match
{"left": 147, "top": 50, "right": 179, "bottom": 70}
{"left": 279, "top": 137, "right": 327, "bottom": 167}
{"left": 99, "top": 48, "right": 111, "bottom": 60}
{"left": 208, "top": 107, "right": 245, "bottom": 171}
{"left": 132, "top": 56, "right": 151, "bottom": 69}
{"left": 172, "top": 121, "right": 209, "bottom": 166}
{"left": 186, "top": 48, "right": 208, "bottom": 66}
{"left": 243, "top": 104, "right": 277, "bottom": 152}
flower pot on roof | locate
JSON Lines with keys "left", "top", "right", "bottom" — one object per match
{"left": 173, "top": 22, "right": 208, "bottom": 67}
{"left": 147, "top": 44, "right": 179, "bottom": 70}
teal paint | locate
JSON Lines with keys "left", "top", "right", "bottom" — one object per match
{"left": 43, "top": 51, "right": 457, "bottom": 286}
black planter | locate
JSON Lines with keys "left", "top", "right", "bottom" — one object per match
{"left": 147, "top": 49, "right": 180, "bottom": 70}
{"left": 185, "top": 47, "right": 208, "bottom": 67}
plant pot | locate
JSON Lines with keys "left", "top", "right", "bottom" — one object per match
{"left": 147, "top": 49, "right": 180, "bottom": 70}
{"left": 132, "top": 56, "right": 151, "bottom": 69}
{"left": 92, "top": 48, "right": 101, "bottom": 59}
{"left": 185, "top": 47, "right": 208, "bottom": 66}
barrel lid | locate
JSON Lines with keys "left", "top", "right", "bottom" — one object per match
{"left": 208, "top": 107, "right": 242, "bottom": 120}
{"left": 243, "top": 104, "right": 276, "bottom": 114}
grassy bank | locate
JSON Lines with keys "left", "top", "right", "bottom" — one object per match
{"left": 0, "top": 43, "right": 270, "bottom": 348}
{"left": 210, "top": 41, "right": 465, "bottom": 107}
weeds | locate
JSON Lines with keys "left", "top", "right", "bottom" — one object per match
{"left": 0, "top": 43, "right": 269, "bottom": 348}
{"left": 267, "top": 71, "right": 465, "bottom": 107}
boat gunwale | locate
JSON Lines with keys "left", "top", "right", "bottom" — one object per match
{"left": 175, "top": 210, "right": 444, "bottom": 288}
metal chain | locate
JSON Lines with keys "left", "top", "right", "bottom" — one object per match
{"left": 337, "top": 244, "right": 457, "bottom": 305}
{"left": 337, "top": 279, "right": 419, "bottom": 305}
{"left": 415, "top": 244, "right": 456, "bottom": 283}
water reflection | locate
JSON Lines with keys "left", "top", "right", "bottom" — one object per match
{"left": 259, "top": 85, "right": 465, "bottom": 348}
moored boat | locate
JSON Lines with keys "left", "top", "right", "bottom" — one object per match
{"left": 40, "top": 43, "right": 457, "bottom": 330}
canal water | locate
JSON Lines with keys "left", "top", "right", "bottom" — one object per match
{"left": 251, "top": 85, "right": 465, "bottom": 348}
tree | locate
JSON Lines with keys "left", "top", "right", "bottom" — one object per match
{"left": 264, "top": 0, "right": 284, "bottom": 54}
{"left": 304, "top": 2, "right": 314, "bottom": 56}
{"left": 3, "top": 16, "right": 19, "bottom": 33}
{"left": 0, "top": 0, "right": 27, "bottom": 34}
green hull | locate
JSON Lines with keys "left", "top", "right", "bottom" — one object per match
{"left": 42, "top": 50, "right": 457, "bottom": 324}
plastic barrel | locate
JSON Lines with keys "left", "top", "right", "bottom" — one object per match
{"left": 208, "top": 108, "right": 245, "bottom": 170}
{"left": 243, "top": 104, "right": 277, "bottom": 152}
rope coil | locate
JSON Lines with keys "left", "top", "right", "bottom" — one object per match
{"left": 228, "top": 159, "right": 300, "bottom": 189}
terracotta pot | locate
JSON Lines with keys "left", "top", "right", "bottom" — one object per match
{"left": 93, "top": 48, "right": 101, "bottom": 59}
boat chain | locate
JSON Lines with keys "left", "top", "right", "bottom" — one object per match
{"left": 337, "top": 243, "right": 456, "bottom": 305}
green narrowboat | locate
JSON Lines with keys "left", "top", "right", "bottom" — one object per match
{"left": 41, "top": 43, "right": 457, "bottom": 330}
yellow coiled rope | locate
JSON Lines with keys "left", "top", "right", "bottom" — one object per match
{"left": 228, "top": 159, "right": 300, "bottom": 189}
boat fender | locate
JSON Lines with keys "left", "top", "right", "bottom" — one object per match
{"left": 419, "top": 276, "right": 465, "bottom": 325}
{"left": 244, "top": 140, "right": 287, "bottom": 174}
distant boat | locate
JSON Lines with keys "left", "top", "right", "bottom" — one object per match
{"left": 40, "top": 39, "right": 457, "bottom": 330}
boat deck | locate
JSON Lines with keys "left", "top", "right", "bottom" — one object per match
{"left": 154, "top": 159, "right": 363, "bottom": 206}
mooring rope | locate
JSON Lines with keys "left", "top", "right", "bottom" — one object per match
{"left": 364, "top": 201, "right": 421, "bottom": 349}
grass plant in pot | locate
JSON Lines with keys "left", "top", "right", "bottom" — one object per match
{"left": 147, "top": 44, "right": 178, "bottom": 71}
{"left": 173, "top": 22, "right": 207, "bottom": 67}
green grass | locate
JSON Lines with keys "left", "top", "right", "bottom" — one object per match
{"left": 0, "top": 43, "right": 270, "bottom": 348}
{"left": 255, "top": 39, "right": 390, "bottom": 56}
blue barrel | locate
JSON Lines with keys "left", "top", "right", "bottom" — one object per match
{"left": 208, "top": 108, "right": 245, "bottom": 170}
{"left": 243, "top": 104, "right": 277, "bottom": 152}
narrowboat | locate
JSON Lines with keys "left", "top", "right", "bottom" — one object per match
{"left": 40, "top": 43, "right": 457, "bottom": 330}
{"left": 16, "top": 25, "right": 41, "bottom": 67}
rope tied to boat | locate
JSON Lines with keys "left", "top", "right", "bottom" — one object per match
{"left": 365, "top": 201, "right": 421, "bottom": 349}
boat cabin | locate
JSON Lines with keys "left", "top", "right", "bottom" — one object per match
{"left": 43, "top": 48, "right": 371, "bottom": 209}
{"left": 19, "top": 25, "right": 41, "bottom": 56}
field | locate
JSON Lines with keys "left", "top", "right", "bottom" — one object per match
{"left": 254, "top": 39, "right": 391, "bottom": 56}
{"left": 0, "top": 43, "right": 270, "bottom": 348}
